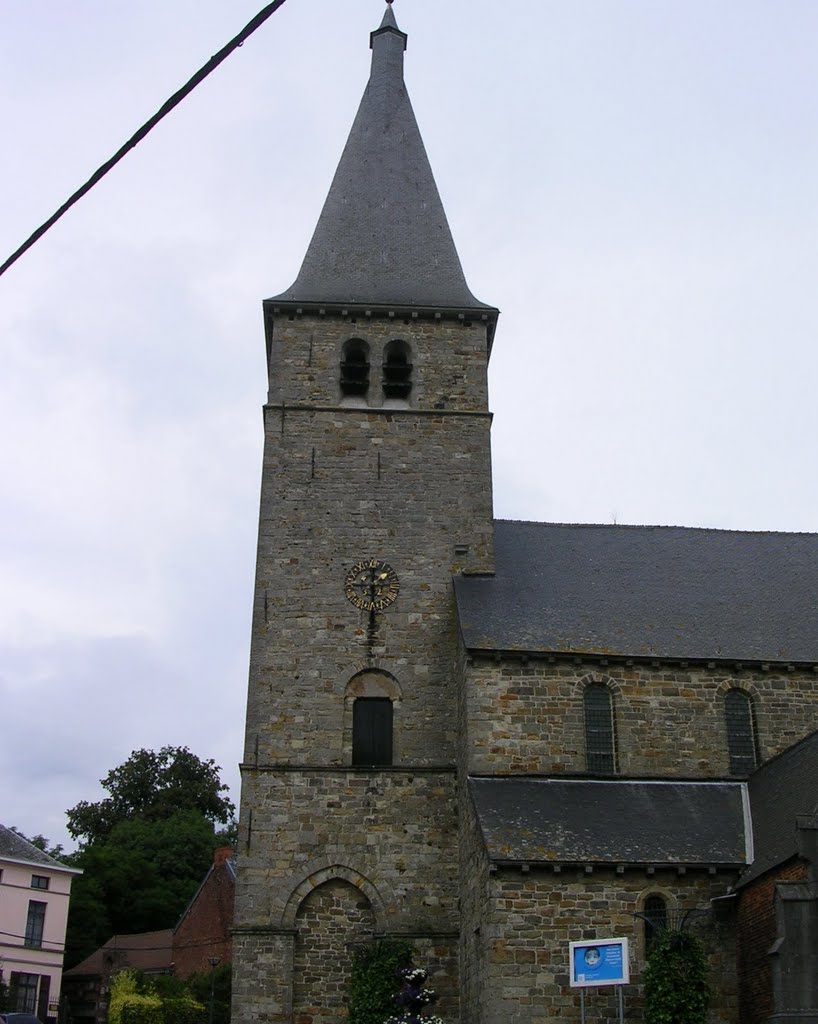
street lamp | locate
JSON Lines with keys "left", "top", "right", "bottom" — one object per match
{"left": 207, "top": 956, "right": 221, "bottom": 1024}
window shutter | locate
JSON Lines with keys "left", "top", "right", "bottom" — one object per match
{"left": 353, "top": 698, "right": 393, "bottom": 766}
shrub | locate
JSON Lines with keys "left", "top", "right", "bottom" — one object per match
{"left": 644, "top": 930, "right": 710, "bottom": 1024}
{"left": 348, "top": 939, "right": 415, "bottom": 1024}
{"left": 107, "top": 967, "right": 205, "bottom": 1024}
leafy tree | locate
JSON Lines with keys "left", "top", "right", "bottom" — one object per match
{"left": 64, "top": 748, "right": 236, "bottom": 968}
{"left": 644, "top": 930, "right": 710, "bottom": 1024}
{"left": 67, "top": 746, "right": 235, "bottom": 846}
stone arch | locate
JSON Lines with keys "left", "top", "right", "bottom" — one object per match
{"left": 291, "top": 873, "right": 377, "bottom": 1024}
{"left": 574, "top": 671, "right": 623, "bottom": 698}
{"left": 714, "top": 677, "right": 761, "bottom": 700}
{"left": 282, "top": 864, "right": 387, "bottom": 931}
{"left": 343, "top": 669, "right": 402, "bottom": 765}
{"left": 345, "top": 669, "right": 403, "bottom": 702}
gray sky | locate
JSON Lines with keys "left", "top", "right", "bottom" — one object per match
{"left": 2, "top": 1, "right": 816, "bottom": 849}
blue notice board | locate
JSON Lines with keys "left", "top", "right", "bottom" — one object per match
{"left": 569, "top": 937, "right": 630, "bottom": 988}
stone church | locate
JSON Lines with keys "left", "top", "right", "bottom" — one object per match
{"left": 232, "top": 6, "right": 818, "bottom": 1023}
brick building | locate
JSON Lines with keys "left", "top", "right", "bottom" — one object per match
{"left": 173, "top": 846, "right": 236, "bottom": 977}
{"left": 64, "top": 847, "right": 235, "bottom": 1023}
{"left": 231, "top": 5, "right": 818, "bottom": 1023}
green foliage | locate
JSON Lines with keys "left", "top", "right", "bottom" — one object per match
{"left": 66, "top": 809, "right": 219, "bottom": 965}
{"left": 348, "top": 940, "right": 415, "bottom": 1024}
{"left": 67, "top": 746, "right": 235, "bottom": 846}
{"left": 186, "top": 963, "right": 232, "bottom": 1024}
{"left": 158, "top": 997, "right": 206, "bottom": 1024}
{"left": 107, "top": 969, "right": 205, "bottom": 1024}
{"left": 108, "top": 970, "right": 161, "bottom": 1024}
{"left": 64, "top": 746, "right": 235, "bottom": 969}
{"left": 644, "top": 930, "right": 710, "bottom": 1024}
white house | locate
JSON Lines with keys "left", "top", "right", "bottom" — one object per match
{"left": 0, "top": 824, "right": 81, "bottom": 1022}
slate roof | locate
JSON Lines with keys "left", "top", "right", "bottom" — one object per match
{"left": 454, "top": 520, "right": 818, "bottom": 663}
{"left": 270, "top": 5, "right": 494, "bottom": 313}
{"left": 470, "top": 778, "right": 749, "bottom": 866}
{"left": 739, "top": 729, "right": 818, "bottom": 888}
{"left": 64, "top": 929, "right": 174, "bottom": 977}
{"left": 0, "top": 822, "right": 77, "bottom": 871}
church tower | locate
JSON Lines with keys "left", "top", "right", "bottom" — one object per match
{"left": 233, "top": 6, "right": 497, "bottom": 1023}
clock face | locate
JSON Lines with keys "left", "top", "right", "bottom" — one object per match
{"left": 344, "top": 559, "right": 400, "bottom": 612}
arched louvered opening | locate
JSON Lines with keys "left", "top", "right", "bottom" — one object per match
{"left": 725, "top": 688, "right": 758, "bottom": 775}
{"left": 382, "top": 339, "right": 412, "bottom": 399}
{"left": 340, "top": 338, "right": 370, "bottom": 397}
{"left": 584, "top": 683, "right": 616, "bottom": 774}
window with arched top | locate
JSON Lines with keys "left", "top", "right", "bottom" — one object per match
{"left": 382, "top": 339, "right": 412, "bottom": 399}
{"left": 340, "top": 339, "right": 370, "bottom": 397}
{"left": 725, "top": 688, "right": 758, "bottom": 775}
{"left": 352, "top": 698, "right": 393, "bottom": 766}
{"left": 643, "top": 894, "right": 667, "bottom": 953}
{"left": 584, "top": 683, "right": 616, "bottom": 774}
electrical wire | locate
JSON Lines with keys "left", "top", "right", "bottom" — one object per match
{"left": 0, "top": 0, "right": 290, "bottom": 279}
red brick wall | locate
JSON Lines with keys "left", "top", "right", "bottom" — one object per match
{"left": 736, "top": 859, "right": 807, "bottom": 1024}
{"left": 173, "top": 852, "right": 236, "bottom": 978}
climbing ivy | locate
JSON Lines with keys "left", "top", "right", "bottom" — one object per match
{"left": 644, "top": 930, "right": 710, "bottom": 1024}
{"left": 348, "top": 939, "right": 415, "bottom": 1024}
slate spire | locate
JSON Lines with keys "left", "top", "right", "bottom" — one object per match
{"left": 271, "top": 4, "right": 493, "bottom": 311}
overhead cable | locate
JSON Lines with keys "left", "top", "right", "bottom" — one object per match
{"left": 0, "top": 0, "right": 290, "bottom": 279}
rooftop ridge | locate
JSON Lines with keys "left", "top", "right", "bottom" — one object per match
{"left": 493, "top": 518, "right": 818, "bottom": 537}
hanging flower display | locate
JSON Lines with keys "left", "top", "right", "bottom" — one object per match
{"left": 383, "top": 966, "right": 444, "bottom": 1024}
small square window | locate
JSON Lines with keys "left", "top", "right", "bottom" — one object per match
{"left": 31, "top": 875, "right": 49, "bottom": 890}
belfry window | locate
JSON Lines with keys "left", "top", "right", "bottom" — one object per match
{"left": 340, "top": 339, "right": 370, "bottom": 397}
{"left": 643, "top": 894, "right": 667, "bottom": 953}
{"left": 352, "top": 698, "right": 393, "bottom": 766}
{"left": 584, "top": 683, "right": 616, "bottom": 774}
{"left": 725, "top": 688, "right": 758, "bottom": 775}
{"left": 382, "top": 340, "right": 412, "bottom": 399}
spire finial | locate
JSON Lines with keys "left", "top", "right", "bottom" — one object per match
{"left": 374, "top": 0, "right": 402, "bottom": 36}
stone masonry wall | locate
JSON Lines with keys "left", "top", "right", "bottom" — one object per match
{"left": 293, "top": 879, "right": 375, "bottom": 1024}
{"left": 244, "top": 314, "right": 495, "bottom": 770}
{"left": 237, "top": 769, "right": 459, "bottom": 935}
{"left": 265, "top": 313, "right": 491, "bottom": 414}
{"left": 232, "top": 930, "right": 294, "bottom": 1024}
{"left": 234, "top": 310, "right": 494, "bottom": 1023}
{"left": 457, "top": 774, "right": 492, "bottom": 1024}
{"left": 465, "top": 657, "right": 818, "bottom": 777}
{"left": 477, "top": 868, "right": 738, "bottom": 1024}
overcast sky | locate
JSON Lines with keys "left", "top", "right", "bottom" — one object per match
{"left": 2, "top": 1, "right": 817, "bottom": 850}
